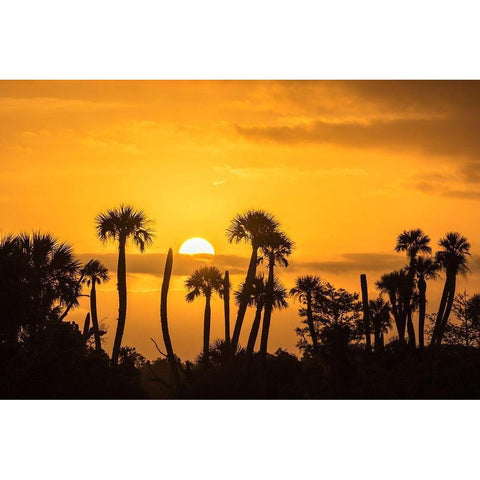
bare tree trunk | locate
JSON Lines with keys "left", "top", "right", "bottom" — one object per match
{"left": 431, "top": 274, "right": 450, "bottom": 346}
{"left": 223, "top": 271, "right": 230, "bottom": 344}
{"left": 418, "top": 276, "right": 426, "bottom": 349}
{"left": 203, "top": 294, "right": 211, "bottom": 358}
{"left": 247, "top": 303, "right": 263, "bottom": 356}
{"left": 90, "top": 280, "right": 102, "bottom": 351}
{"left": 82, "top": 312, "right": 90, "bottom": 339}
{"left": 306, "top": 294, "right": 319, "bottom": 354}
{"left": 436, "top": 275, "right": 456, "bottom": 345}
{"left": 231, "top": 245, "right": 258, "bottom": 350}
{"left": 360, "top": 274, "right": 372, "bottom": 352}
{"left": 160, "top": 248, "right": 180, "bottom": 390}
{"left": 111, "top": 238, "right": 127, "bottom": 366}
{"left": 407, "top": 310, "right": 416, "bottom": 348}
{"left": 259, "top": 255, "right": 275, "bottom": 361}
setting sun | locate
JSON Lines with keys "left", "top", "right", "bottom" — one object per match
{"left": 179, "top": 237, "right": 215, "bottom": 255}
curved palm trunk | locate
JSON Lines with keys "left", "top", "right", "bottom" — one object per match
{"left": 203, "top": 294, "right": 211, "bottom": 358}
{"left": 418, "top": 276, "right": 426, "bottom": 349}
{"left": 111, "top": 237, "right": 127, "bottom": 366}
{"left": 231, "top": 245, "right": 258, "bottom": 349}
{"left": 223, "top": 271, "right": 230, "bottom": 343}
{"left": 259, "top": 254, "right": 275, "bottom": 361}
{"left": 306, "top": 294, "right": 319, "bottom": 353}
{"left": 160, "top": 248, "right": 180, "bottom": 390}
{"left": 436, "top": 275, "right": 456, "bottom": 345}
{"left": 247, "top": 302, "right": 263, "bottom": 356}
{"left": 82, "top": 312, "right": 91, "bottom": 339}
{"left": 431, "top": 274, "right": 451, "bottom": 346}
{"left": 90, "top": 280, "right": 102, "bottom": 351}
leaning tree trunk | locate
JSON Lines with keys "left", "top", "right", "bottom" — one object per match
{"left": 436, "top": 275, "right": 457, "bottom": 345}
{"left": 203, "top": 294, "right": 211, "bottom": 358}
{"left": 223, "top": 271, "right": 230, "bottom": 344}
{"left": 431, "top": 274, "right": 450, "bottom": 346}
{"left": 111, "top": 237, "right": 127, "bottom": 366}
{"left": 360, "top": 274, "right": 372, "bottom": 352}
{"left": 418, "top": 276, "right": 426, "bottom": 349}
{"left": 259, "top": 254, "right": 275, "bottom": 361}
{"left": 247, "top": 302, "right": 263, "bottom": 356}
{"left": 90, "top": 280, "right": 102, "bottom": 351}
{"left": 82, "top": 312, "right": 91, "bottom": 339}
{"left": 231, "top": 244, "right": 258, "bottom": 350}
{"left": 160, "top": 248, "right": 180, "bottom": 390}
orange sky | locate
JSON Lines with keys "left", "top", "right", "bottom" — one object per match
{"left": 1, "top": 80, "right": 480, "bottom": 360}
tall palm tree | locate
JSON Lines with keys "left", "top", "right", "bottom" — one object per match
{"left": 226, "top": 210, "right": 279, "bottom": 350}
{"left": 431, "top": 232, "right": 470, "bottom": 345}
{"left": 413, "top": 256, "right": 439, "bottom": 348}
{"left": 369, "top": 296, "right": 392, "bottom": 351}
{"left": 290, "top": 275, "right": 322, "bottom": 354}
{"left": 96, "top": 204, "right": 153, "bottom": 365}
{"left": 185, "top": 266, "right": 224, "bottom": 358}
{"left": 376, "top": 269, "right": 410, "bottom": 344}
{"left": 395, "top": 229, "right": 432, "bottom": 348}
{"left": 81, "top": 260, "right": 110, "bottom": 351}
{"left": 259, "top": 231, "right": 293, "bottom": 360}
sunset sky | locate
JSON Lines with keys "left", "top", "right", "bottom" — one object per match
{"left": 1, "top": 80, "right": 480, "bottom": 360}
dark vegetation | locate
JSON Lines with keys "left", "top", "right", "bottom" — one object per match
{"left": 2, "top": 207, "right": 480, "bottom": 399}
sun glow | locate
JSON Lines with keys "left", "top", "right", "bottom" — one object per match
{"left": 179, "top": 237, "right": 215, "bottom": 255}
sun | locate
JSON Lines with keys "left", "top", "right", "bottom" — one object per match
{"left": 179, "top": 237, "right": 215, "bottom": 255}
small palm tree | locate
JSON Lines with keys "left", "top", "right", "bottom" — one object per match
{"left": 81, "top": 260, "right": 110, "bottom": 351}
{"left": 96, "top": 204, "right": 153, "bottom": 365}
{"left": 413, "top": 256, "right": 439, "bottom": 348}
{"left": 185, "top": 266, "right": 224, "bottom": 358}
{"left": 290, "top": 275, "right": 322, "bottom": 353}
{"left": 226, "top": 210, "right": 280, "bottom": 350}
{"left": 259, "top": 230, "right": 294, "bottom": 360}
{"left": 431, "top": 232, "right": 471, "bottom": 345}
{"left": 369, "top": 296, "right": 392, "bottom": 350}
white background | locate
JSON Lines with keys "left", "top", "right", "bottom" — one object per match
{"left": 1, "top": 1, "right": 480, "bottom": 479}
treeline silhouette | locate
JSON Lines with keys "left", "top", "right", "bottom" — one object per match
{"left": 2, "top": 206, "right": 480, "bottom": 399}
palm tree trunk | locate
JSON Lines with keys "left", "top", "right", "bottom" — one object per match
{"left": 111, "top": 237, "right": 127, "bottom": 365}
{"left": 306, "top": 295, "right": 319, "bottom": 353}
{"left": 203, "top": 294, "right": 211, "bottom": 358}
{"left": 389, "top": 295, "right": 405, "bottom": 344}
{"left": 160, "top": 248, "right": 180, "bottom": 390}
{"left": 82, "top": 312, "right": 90, "bottom": 339}
{"left": 418, "top": 276, "right": 426, "bottom": 349}
{"left": 223, "top": 271, "right": 230, "bottom": 343}
{"left": 259, "top": 254, "right": 275, "bottom": 361}
{"left": 247, "top": 302, "right": 263, "bottom": 356}
{"left": 431, "top": 274, "right": 450, "bottom": 346}
{"left": 231, "top": 245, "right": 258, "bottom": 350}
{"left": 360, "top": 274, "right": 372, "bottom": 351}
{"left": 436, "top": 275, "right": 456, "bottom": 345}
{"left": 90, "top": 281, "right": 102, "bottom": 351}
{"left": 407, "top": 310, "right": 416, "bottom": 347}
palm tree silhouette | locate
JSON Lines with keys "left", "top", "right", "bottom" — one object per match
{"left": 290, "top": 275, "right": 322, "bottom": 354}
{"left": 395, "top": 229, "right": 432, "bottom": 347}
{"left": 376, "top": 269, "right": 410, "bottom": 344}
{"left": 431, "top": 232, "right": 471, "bottom": 345}
{"left": 185, "top": 266, "right": 224, "bottom": 358}
{"left": 259, "top": 230, "right": 293, "bottom": 360}
{"left": 235, "top": 275, "right": 288, "bottom": 356}
{"left": 226, "top": 210, "right": 279, "bottom": 350}
{"left": 369, "top": 296, "right": 392, "bottom": 350}
{"left": 413, "top": 256, "right": 439, "bottom": 348}
{"left": 81, "top": 260, "right": 109, "bottom": 351}
{"left": 95, "top": 205, "right": 153, "bottom": 365}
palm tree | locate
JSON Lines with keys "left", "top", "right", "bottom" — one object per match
{"left": 221, "top": 271, "right": 231, "bottom": 344}
{"left": 413, "top": 256, "right": 439, "bottom": 348}
{"left": 259, "top": 231, "right": 293, "bottom": 360}
{"left": 185, "top": 266, "right": 224, "bottom": 358}
{"left": 81, "top": 260, "right": 109, "bottom": 351}
{"left": 369, "top": 297, "right": 392, "bottom": 351}
{"left": 431, "top": 232, "right": 471, "bottom": 345}
{"left": 226, "top": 210, "right": 279, "bottom": 350}
{"left": 395, "top": 229, "right": 432, "bottom": 348}
{"left": 290, "top": 275, "right": 322, "bottom": 354}
{"left": 96, "top": 204, "right": 153, "bottom": 365}
{"left": 376, "top": 269, "right": 410, "bottom": 344}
